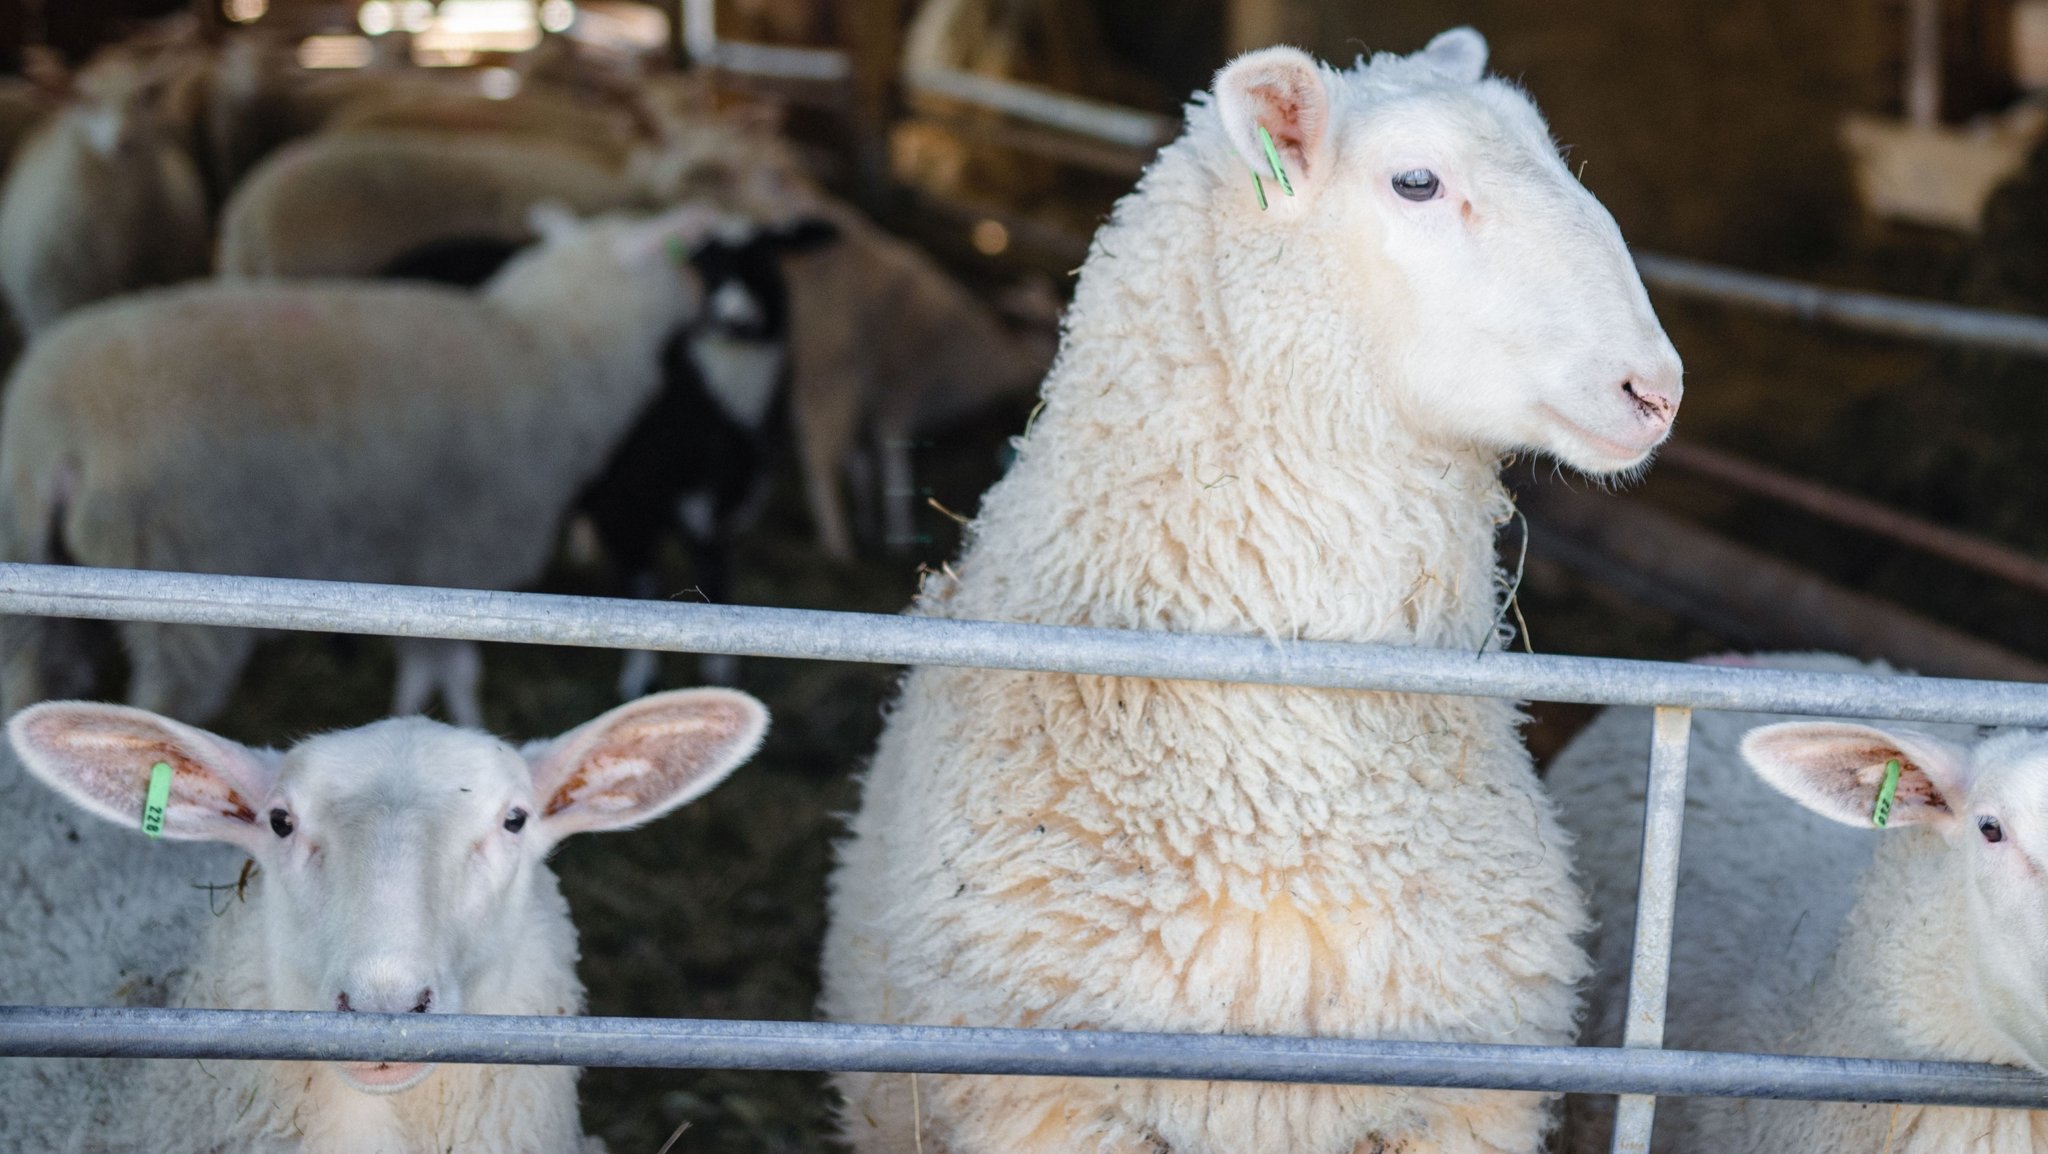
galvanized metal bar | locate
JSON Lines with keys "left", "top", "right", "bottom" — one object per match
{"left": 3, "top": 1006, "right": 2047, "bottom": 1108}
{"left": 2, "top": 563, "right": 2046, "bottom": 724}
{"left": 1635, "top": 251, "right": 2048, "bottom": 358}
{"left": 1611, "top": 707, "right": 1695, "bottom": 1153}
{"left": 903, "top": 65, "right": 1176, "bottom": 149}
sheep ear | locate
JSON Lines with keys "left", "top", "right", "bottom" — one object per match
{"left": 525, "top": 688, "right": 766, "bottom": 841}
{"left": 1417, "top": 27, "right": 1488, "bottom": 83}
{"left": 1740, "top": 721, "right": 1972, "bottom": 830}
{"left": 7, "top": 702, "right": 278, "bottom": 849}
{"left": 527, "top": 199, "right": 582, "bottom": 243}
{"left": 1213, "top": 46, "right": 1333, "bottom": 209}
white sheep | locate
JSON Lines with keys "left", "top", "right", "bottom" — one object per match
{"left": 0, "top": 686, "right": 767, "bottom": 1153}
{"left": 819, "top": 30, "right": 1683, "bottom": 1154}
{"left": 0, "top": 203, "right": 723, "bottom": 726}
{"left": 0, "top": 85, "right": 210, "bottom": 337}
{"left": 1552, "top": 655, "right": 2041, "bottom": 1153}
{"left": 215, "top": 130, "right": 637, "bottom": 280}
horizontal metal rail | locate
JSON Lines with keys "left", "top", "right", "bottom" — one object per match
{"left": 3, "top": 1007, "right": 2045, "bottom": 1109}
{"left": 3, "top": 562, "right": 2048, "bottom": 723}
{"left": 1636, "top": 251, "right": 2048, "bottom": 357}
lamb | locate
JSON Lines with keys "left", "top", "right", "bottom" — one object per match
{"left": 0, "top": 685, "right": 767, "bottom": 1152}
{"left": 819, "top": 30, "right": 1683, "bottom": 1154}
{"left": 0, "top": 203, "right": 726, "bottom": 727}
{"left": 783, "top": 194, "right": 1056, "bottom": 558}
{"left": 1551, "top": 657, "right": 2040, "bottom": 1153}
{"left": 0, "top": 80, "right": 210, "bottom": 337}
{"left": 378, "top": 216, "right": 841, "bottom": 695}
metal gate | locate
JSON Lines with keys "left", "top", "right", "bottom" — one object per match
{"left": 3, "top": 560, "right": 2046, "bottom": 1152}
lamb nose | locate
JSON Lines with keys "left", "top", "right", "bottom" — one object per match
{"left": 411, "top": 988, "right": 433, "bottom": 1014}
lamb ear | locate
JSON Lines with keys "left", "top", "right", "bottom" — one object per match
{"left": 7, "top": 702, "right": 278, "bottom": 849}
{"left": 1739, "top": 721, "right": 1971, "bottom": 830}
{"left": 1213, "top": 46, "right": 1333, "bottom": 210}
{"left": 525, "top": 688, "right": 766, "bottom": 841}
{"left": 1418, "top": 27, "right": 1488, "bottom": 83}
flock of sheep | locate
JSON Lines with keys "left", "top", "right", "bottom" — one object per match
{"left": 0, "top": 16, "right": 2037, "bottom": 1154}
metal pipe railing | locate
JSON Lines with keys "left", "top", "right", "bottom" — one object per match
{"left": 2, "top": 563, "right": 2047, "bottom": 725}
{"left": 3, "top": 1007, "right": 2046, "bottom": 1109}
{"left": 1635, "top": 252, "right": 2048, "bottom": 358}
{"left": 1610, "top": 707, "right": 1695, "bottom": 1152}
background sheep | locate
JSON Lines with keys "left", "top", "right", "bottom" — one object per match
{"left": 0, "top": 80, "right": 210, "bottom": 337}
{"left": 820, "top": 30, "right": 1683, "bottom": 1154}
{"left": 0, "top": 204, "right": 724, "bottom": 726}
{"left": 1, "top": 686, "right": 767, "bottom": 1153}
{"left": 784, "top": 197, "right": 1057, "bottom": 558}
{"left": 1552, "top": 655, "right": 2037, "bottom": 1152}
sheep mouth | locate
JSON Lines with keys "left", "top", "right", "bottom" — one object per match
{"left": 1537, "top": 404, "right": 1667, "bottom": 469}
{"left": 336, "top": 1061, "right": 435, "bottom": 1095}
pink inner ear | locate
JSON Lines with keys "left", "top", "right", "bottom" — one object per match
{"left": 12, "top": 707, "right": 265, "bottom": 835}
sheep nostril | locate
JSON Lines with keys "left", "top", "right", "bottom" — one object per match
{"left": 410, "top": 989, "right": 433, "bottom": 1014}
{"left": 336, "top": 992, "right": 354, "bottom": 1013}
{"left": 1622, "top": 379, "right": 1676, "bottom": 424}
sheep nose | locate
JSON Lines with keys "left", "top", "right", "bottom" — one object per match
{"left": 335, "top": 987, "right": 434, "bottom": 1014}
{"left": 1621, "top": 373, "right": 1680, "bottom": 431}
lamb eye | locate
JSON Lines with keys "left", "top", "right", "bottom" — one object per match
{"left": 1980, "top": 816, "right": 2005, "bottom": 844}
{"left": 269, "top": 808, "right": 294, "bottom": 838}
{"left": 503, "top": 807, "right": 528, "bottom": 834}
{"left": 1392, "top": 169, "right": 1441, "bottom": 201}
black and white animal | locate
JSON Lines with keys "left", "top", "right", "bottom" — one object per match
{"left": 380, "top": 214, "right": 837, "bottom": 695}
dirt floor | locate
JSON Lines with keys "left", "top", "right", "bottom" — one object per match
{"left": 185, "top": 9, "right": 2048, "bottom": 1152}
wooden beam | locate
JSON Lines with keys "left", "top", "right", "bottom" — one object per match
{"left": 845, "top": 0, "right": 903, "bottom": 209}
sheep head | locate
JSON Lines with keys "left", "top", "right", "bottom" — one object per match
{"left": 7, "top": 687, "right": 767, "bottom": 1094}
{"left": 1742, "top": 721, "right": 2048, "bottom": 1072}
{"left": 1209, "top": 29, "right": 1683, "bottom": 477}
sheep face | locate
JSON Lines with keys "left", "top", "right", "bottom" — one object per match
{"left": 8, "top": 687, "right": 767, "bottom": 1095}
{"left": 1742, "top": 722, "right": 2048, "bottom": 1070}
{"left": 1213, "top": 31, "right": 1683, "bottom": 476}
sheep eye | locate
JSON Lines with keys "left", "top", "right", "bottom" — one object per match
{"left": 1392, "top": 169, "right": 1441, "bottom": 201}
{"left": 1980, "top": 816, "right": 2005, "bottom": 844}
{"left": 503, "top": 807, "right": 528, "bottom": 834}
{"left": 269, "top": 808, "right": 294, "bottom": 838}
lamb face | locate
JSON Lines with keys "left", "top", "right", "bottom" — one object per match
{"left": 1212, "top": 30, "right": 1683, "bottom": 475}
{"left": 7, "top": 688, "right": 768, "bottom": 1097}
{"left": 1742, "top": 722, "right": 2048, "bottom": 1072}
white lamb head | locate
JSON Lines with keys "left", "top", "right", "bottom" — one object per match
{"left": 1742, "top": 721, "right": 2048, "bottom": 1070}
{"left": 8, "top": 687, "right": 768, "bottom": 1094}
{"left": 1210, "top": 29, "right": 1683, "bottom": 474}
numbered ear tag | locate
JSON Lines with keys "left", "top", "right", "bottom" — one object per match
{"left": 1871, "top": 758, "right": 1902, "bottom": 829}
{"left": 141, "top": 761, "right": 172, "bottom": 839}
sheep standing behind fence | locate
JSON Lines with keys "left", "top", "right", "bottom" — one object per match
{"left": 1556, "top": 652, "right": 2048, "bottom": 1152}
{"left": 0, "top": 205, "right": 729, "bottom": 727}
{"left": 820, "top": 29, "right": 1683, "bottom": 1154}
{"left": 0, "top": 687, "right": 766, "bottom": 1153}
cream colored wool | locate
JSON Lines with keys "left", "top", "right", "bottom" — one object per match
{"left": 0, "top": 207, "right": 715, "bottom": 722}
{"left": 1556, "top": 655, "right": 2048, "bottom": 1153}
{"left": 821, "top": 30, "right": 1682, "bottom": 1154}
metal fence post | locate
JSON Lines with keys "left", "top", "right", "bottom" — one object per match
{"left": 1611, "top": 706, "right": 1693, "bottom": 1153}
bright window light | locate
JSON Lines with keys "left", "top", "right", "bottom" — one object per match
{"left": 357, "top": 0, "right": 395, "bottom": 36}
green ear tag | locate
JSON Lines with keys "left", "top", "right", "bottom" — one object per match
{"left": 665, "top": 235, "right": 689, "bottom": 266}
{"left": 1871, "top": 757, "right": 1902, "bottom": 829}
{"left": 141, "top": 761, "right": 172, "bottom": 839}
{"left": 1252, "top": 170, "right": 1268, "bottom": 210}
{"left": 1256, "top": 125, "right": 1295, "bottom": 197}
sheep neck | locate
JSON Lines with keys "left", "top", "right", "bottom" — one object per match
{"left": 937, "top": 131, "right": 1510, "bottom": 652}
{"left": 483, "top": 245, "right": 689, "bottom": 463}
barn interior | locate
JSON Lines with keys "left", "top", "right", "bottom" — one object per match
{"left": 4, "top": 1, "right": 2047, "bottom": 1149}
